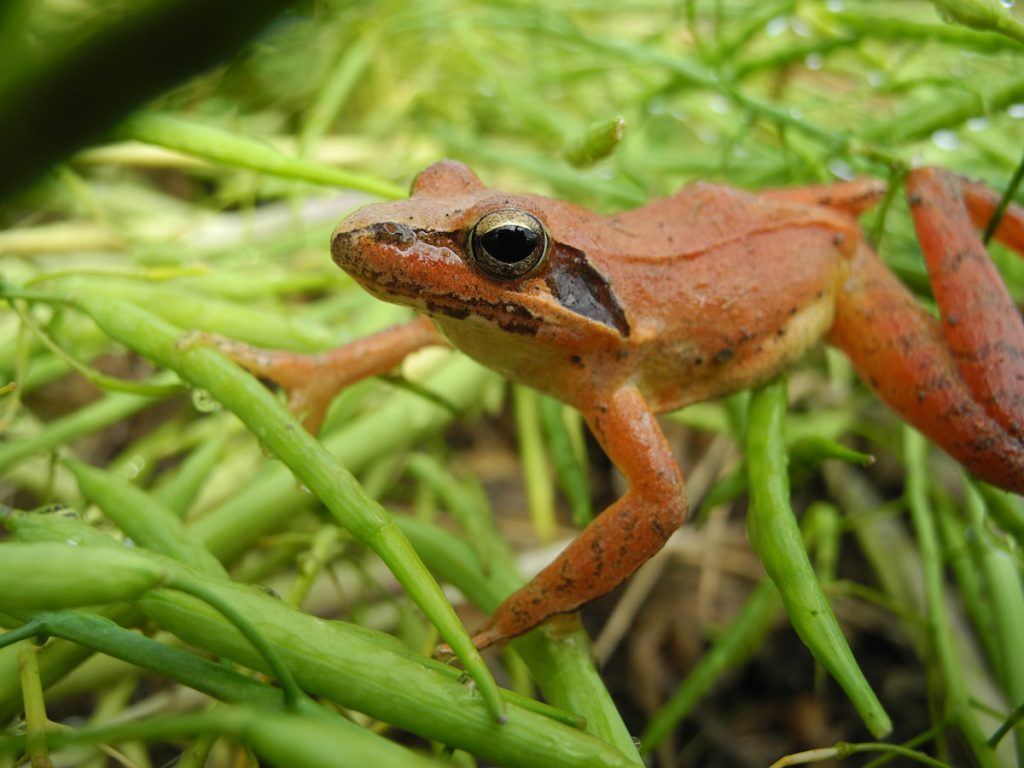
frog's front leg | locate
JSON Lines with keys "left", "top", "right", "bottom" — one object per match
{"left": 187, "top": 315, "right": 446, "bottom": 433}
{"left": 470, "top": 385, "right": 687, "bottom": 650}
{"left": 829, "top": 168, "right": 1024, "bottom": 492}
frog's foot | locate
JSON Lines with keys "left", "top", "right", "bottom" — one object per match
{"left": 465, "top": 625, "right": 509, "bottom": 653}
{"left": 829, "top": 168, "right": 1024, "bottom": 492}
{"left": 431, "top": 626, "right": 520, "bottom": 660}
{"left": 180, "top": 316, "right": 446, "bottom": 433}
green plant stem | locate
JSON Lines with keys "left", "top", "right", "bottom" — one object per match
{"left": 824, "top": 10, "right": 1024, "bottom": 52}
{"left": 164, "top": 573, "right": 305, "bottom": 711}
{"left": 514, "top": 385, "right": 556, "bottom": 543}
{"left": 0, "top": 706, "right": 449, "bottom": 768}
{"left": 774, "top": 740, "right": 952, "bottom": 767}
{"left": 404, "top": 453, "right": 509, "bottom": 573}
{"left": 300, "top": 34, "right": 376, "bottom": 154}
{"left": 746, "top": 378, "right": 890, "bottom": 738}
{"left": 65, "top": 458, "right": 225, "bottom": 577}
{"left": 539, "top": 396, "right": 592, "bottom": 527}
{"left": 983, "top": 144, "right": 1024, "bottom": 245}
{"left": 933, "top": 495, "right": 1000, "bottom": 675}
{"left": 18, "top": 641, "right": 49, "bottom": 768}
{"left": 117, "top": 112, "right": 406, "bottom": 199}
{"left": 902, "top": 428, "right": 1000, "bottom": 768}
{"left": 639, "top": 578, "right": 780, "bottom": 752}
{"left": 4, "top": 610, "right": 291, "bottom": 710}
{"left": 862, "top": 73, "right": 1024, "bottom": 144}
{"left": 989, "top": 699, "right": 1024, "bottom": 749}
{"left": 153, "top": 429, "right": 231, "bottom": 516}
{"left": 964, "top": 482, "right": 1024, "bottom": 760}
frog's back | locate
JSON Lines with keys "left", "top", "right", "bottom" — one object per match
{"left": 583, "top": 183, "right": 854, "bottom": 412}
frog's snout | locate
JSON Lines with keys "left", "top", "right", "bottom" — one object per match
{"left": 331, "top": 220, "right": 417, "bottom": 274}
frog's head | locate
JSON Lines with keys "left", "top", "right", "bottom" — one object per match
{"left": 331, "top": 160, "right": 631, "bottom": 344}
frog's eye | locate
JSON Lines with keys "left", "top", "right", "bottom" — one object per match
{"left": 468, "top": 209, "right": 549, "bottom": 280}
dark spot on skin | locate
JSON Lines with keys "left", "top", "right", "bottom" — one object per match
{"left": 570, "top": 355, "right": 584, "bottom": 368}
{"left": 714, "top": 348, "right": 734, "bottom": 364}
{"left": 694, "top": 356, "right": 704, "bottom": 366}
{"left": 545, "top": 244, "right": 631, "bottom": 337}
{"left": 832, "top": 232, "right": 845, "bottom": 246}
{"left": 616, "top": 349, "right": 629, "bottom": 361}
{"left": 788, "top": 306, "right": 798, "bottom": 316}
{"left": 776, "top": 326, "right": 787, "bottom": 337}
{"left": 426, "top": 299, "right": 471, "bottom": 320}
{"left": 917, "top": 390, "right": 926, "bottom": 402}
{"left": 947, "top": 314, "right": 959, "bottom": 326}
{"left": 816, "top": 290, "right": 824, "bottom": 299}
{"left": 598, "top": 404, "right": 608, "bottom": 413}
{"left": 947, "top": 249, "right": 977, "bottom": 272}
{"left": 966, "top": 435, "right": 997, "bottom": 453}
{"left": 908, "top": 193, "right": 923, "bottom": 207}
{"left": 498, "top": 320, "right": 541, "bottom": 336}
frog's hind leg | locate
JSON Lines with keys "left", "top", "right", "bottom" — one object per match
{"left": 905, "top": 167, "right": 1024, "bottom": 441}
{"left": 828, "top": 167, "right": 1024, "bottom": 493}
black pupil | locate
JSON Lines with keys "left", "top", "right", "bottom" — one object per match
{"left": 480, "top": 225, "right": 539, "bottom": 264}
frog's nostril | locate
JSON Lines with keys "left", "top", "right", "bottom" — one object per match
{"left": 373, "top": 221, "right": 417, "bottom": 249}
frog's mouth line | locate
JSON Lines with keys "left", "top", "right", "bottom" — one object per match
{"left": 374, "top": 276, "right": 544, "bottom": 337}
{"left": 332, "top": 224, "right": 543, "bottom": 336}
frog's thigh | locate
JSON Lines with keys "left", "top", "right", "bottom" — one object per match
{"left": 828, "top": 243, "right": 1024, "bottom": 492}
{"left": 474, "top": 385, "right": 685, "bottom": 647}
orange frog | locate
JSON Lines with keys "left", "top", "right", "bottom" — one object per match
{"left": 221, "top": 161, "right": 1024, "bottom": 650}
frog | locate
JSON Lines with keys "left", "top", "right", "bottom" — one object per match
{"left": 211, "top": 160, "right": 1024, "bottom": 651}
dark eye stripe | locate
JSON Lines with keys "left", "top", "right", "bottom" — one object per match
{"left": 545, "top": 244, "right": 630, "bottom": 337}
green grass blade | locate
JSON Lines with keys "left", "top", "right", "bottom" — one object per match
{"left": 746, "top": 378, "right": 891, "bottom": 738}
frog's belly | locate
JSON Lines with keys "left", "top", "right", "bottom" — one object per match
{"left": 635, "top": 272, "right": 839, "bottom": 414}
